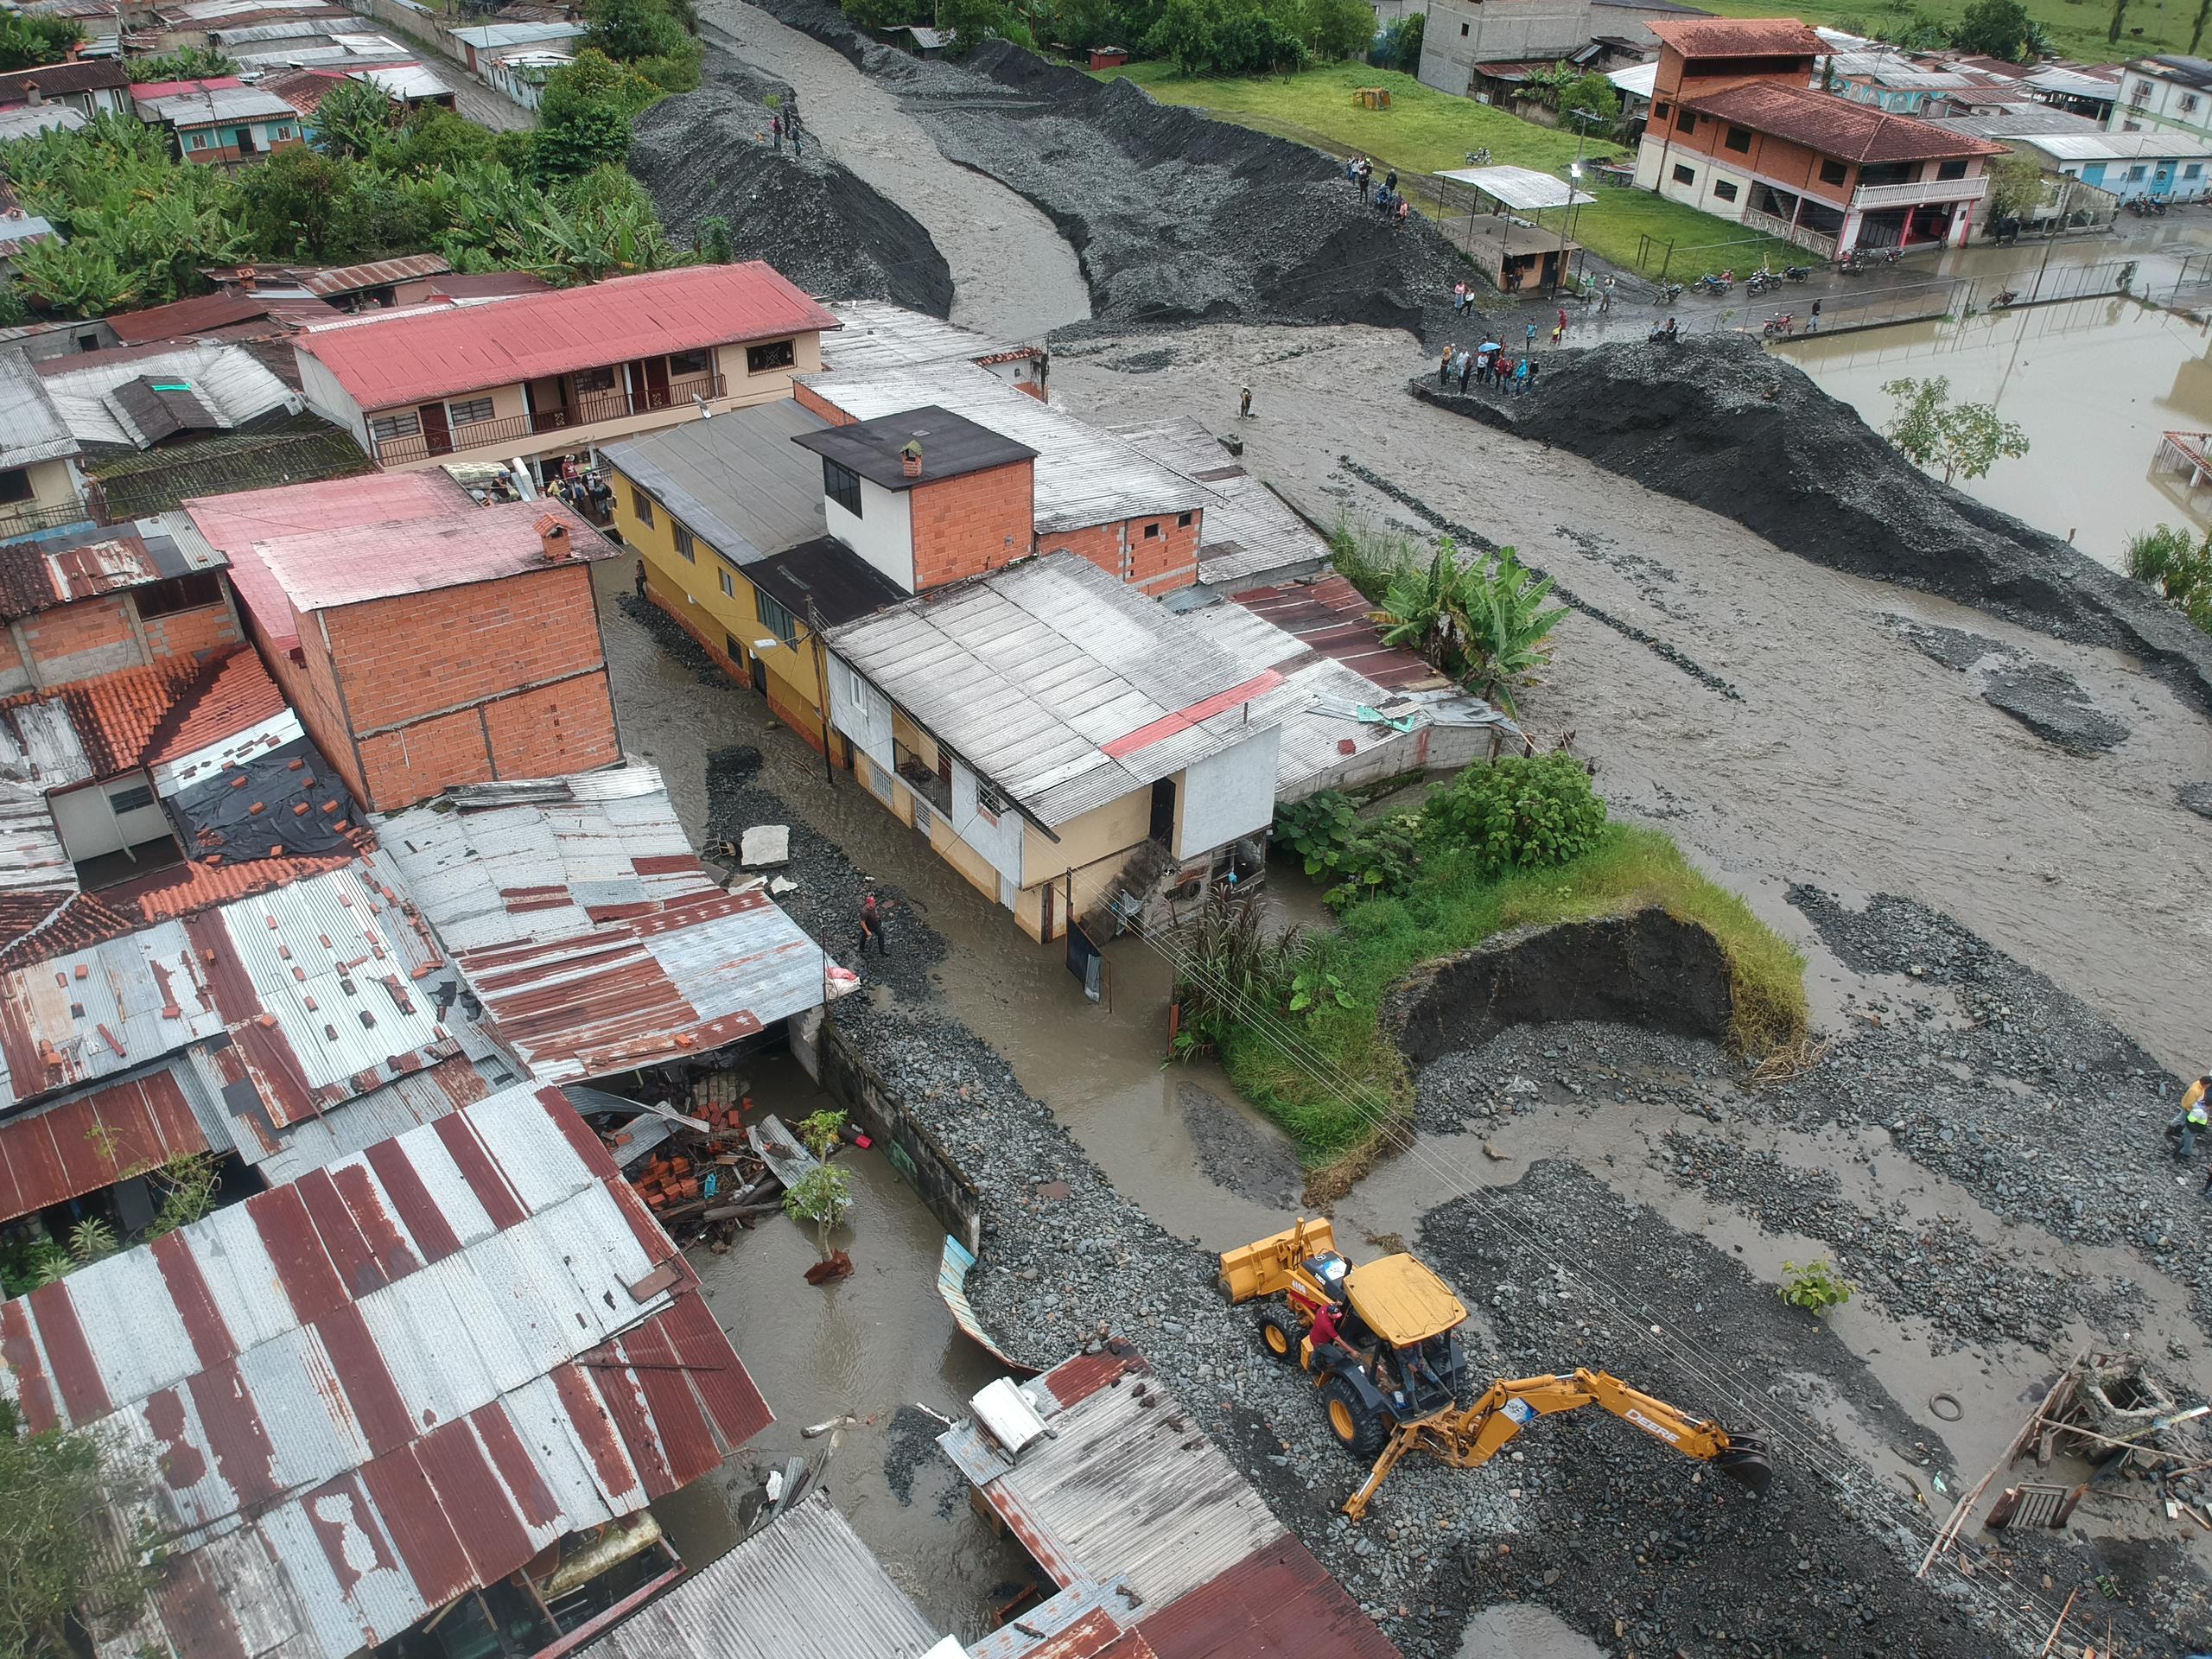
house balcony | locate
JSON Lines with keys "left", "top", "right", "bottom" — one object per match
{"left": 0, "top": 499, "right": 94, "bottom": 542}
{"left": 370, "top": 372, "right": 727, "bottom": 466}
{"left": 1852, "top": 174, "right": 1990, "bottom": 211}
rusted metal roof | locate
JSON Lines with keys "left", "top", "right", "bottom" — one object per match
{"left": 0, "top": 1082, "right": 769, "bottom": 1659}
{"left": 1649, "top": 16, "right": 1823, "bottom": 56}
{"left": 0, "top": 514, "right": 222, "bottom": 620}
{"left": 0, "top": 850, "right": 450, "bottom": 1114}
{"left": 377, "top": 766, "right": 833, "bottom": 1083}
{"left": 296, "top": 253, "right": 451, "bottom": 296}
{"left": 1230, "top": 575, "right": 1441, "bottom": 693}
{"left": 576, "top": 1491, "right": 942, "bottom": 1659}
{"left": 940, "top": 1348, "right": 1402, "bottom": 1659}
{"left": 0, "top": 1063, "right": 212, "bottom": 1220}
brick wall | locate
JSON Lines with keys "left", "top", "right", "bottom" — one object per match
{"left": 480, "top": 676, "right": 620, "bottom": 779}
{"left": 793, "top": 383, "right": 856, "bottom": 426}
{"left": 357, "top": 704, "right": 496, "bottom": 808}
{"left": 1043, "top": 512, "right": 1199, "bottom": 596}
{"left": 251, "top": 608, "right": 369, "bottom": 804}
{"left": 910, "top": 461, "right": 1035, "bottom": 590}
{"left": 137, "top": 601, "right": 239, "bottom": 664}
{"left": 321, "top": 565, "right": 606, "bottom": 734}
{"left": 19, "top": 594, "right": 142, "bottom": 687}
{"left": 0, "top": 628, "right": 29, "bottom": 696}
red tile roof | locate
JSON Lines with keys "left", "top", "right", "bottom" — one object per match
{"left": 0, "top": 891, "right": 138, "bottom": 971}
{"left": 293, "top": 263, "right": 841, "bottom": 410}
{"left": 1649, "top": 16, "right": 1823, "bottom": 55}
{"left": 1687, "top": 80, "right": 2007, "bottom": 161}
{"left": 127, "top": 76, "right": 244, "bottom": 100}
{"left": 110, "top": 849, "right": 358, "bottom": 924}
{"left": 0, "top": 648, "right": 289, "bottom": 783}
{"left": 142, "top": 645, "right": 289, "bottom": 768}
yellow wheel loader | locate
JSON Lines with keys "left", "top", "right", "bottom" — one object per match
{"left": 1219, "top": 1217, "right": 1773, "bottom": 1519}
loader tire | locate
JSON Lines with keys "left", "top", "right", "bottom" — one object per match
{"left": 1319, "top": 1374, "right": 1390, "bottom": 1459}
{"left": 1255, "top": 1305, "right": 1300, "bottom": 1363}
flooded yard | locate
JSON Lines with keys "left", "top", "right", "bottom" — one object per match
{"left": 1775, "top": 295, "right": 2212, "bottom": 571}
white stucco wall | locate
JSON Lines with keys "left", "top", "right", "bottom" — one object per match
{"left": 1173, "top": 728, "right": 1282, "bottom": 860}
{"left": 828, "top": 475, "right": 915, "bottom": 592}
{"left": 950, "top": 758, "right": 1026, "bottom": 898}
{"left": 827, "top": 653, "right": 894, "bottom": 775}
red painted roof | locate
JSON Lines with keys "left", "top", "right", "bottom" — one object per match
{"left": 1686, "top": 81, "right": 2007, "bottom": 161}
{"left": 128, "top": 75, "right": 244, "bottom": 99}
{"left": 1649, "top": 16, "right": 1823, "bottom": 55}
{"left": 1231, "top": 576, "right": 1443, "bottom": 692}
{"left": 294, "top": 263, "right": 840, "bottom": 410}
{"left": 245, "top": 495, "right": 608, "bottom": 616}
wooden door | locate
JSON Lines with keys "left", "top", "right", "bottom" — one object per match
{"left": 420, "top": 402, "right": 453, "bottom": 457}
{"left": 641, "top": 357, "right": 672, "bottom": 410}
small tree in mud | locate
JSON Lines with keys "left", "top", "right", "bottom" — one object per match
{"left": 1880, "top": 376, "right": 2029, "bottom": 486}
{"left": 1376, "top": 538, "right": 1568, "bottom": 715}
{"left": 785, "top": 1109, "right": 855, "bottom": 1280}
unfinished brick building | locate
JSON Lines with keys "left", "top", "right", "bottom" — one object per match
{"left": 185, "top": 474, "right": 620, "bottom": 810}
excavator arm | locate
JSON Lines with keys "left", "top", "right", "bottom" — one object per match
{"left": 1343, "top": 1367, "right": 1771, "bottom": 1519}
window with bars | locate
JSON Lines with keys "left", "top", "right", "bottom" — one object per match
{"left": 369, "top": 412, "right": 420, "bottom": 442}
{"left": 448, "top": 396, "right": 495, "bottom": 425}
{"left": 673, "top": 524, "right": 695, "bottom": 561}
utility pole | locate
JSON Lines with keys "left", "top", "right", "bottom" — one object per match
{"left": 805, "top": 596, "right": 835, "bottom": 786}
{"left": 1555, "top": 109, "right": 1598, "bottom": 292}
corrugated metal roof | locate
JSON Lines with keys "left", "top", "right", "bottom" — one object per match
{"left": 0, "top": 1082, "right": 769, "bottom": 1659}
{"left": 801, "top": 362, "right": 1204, "bottom": 535}
{"left": 0, "top": 851, "right": 454, "bottom": 1113}
{"left": 940, "top": 1349, "right": 1402, "bottom": 1659}
{"left": 829, "top": 553, "right": 1300, "bottom": 826}
{"left": 43, "top": 342, "right": 301, "bottom": 450}
{"left": 0, "top": 105, "right": 83, "bottom": 141}
{"left": 135, "top": 84, "right": 302, "bottom": 124}
{"left": 600, "top": 398, "right": 831, "bottom": 569}
{"left": 2019, "top": 128, "right": 2212, "bottom": 159}
{"left": 1649, "top": 16, "right": 1823, "bottom": 55}
{"left": 821, "top": 300, "right": 1039, "bottom": 373}
{"left": 576, "top": 1492, "right": 943, "bottom": 1659}
{"left": 0, "top": 346, "right": 79, "bottom": 467}
{"left": 353, "top": 62, "right": 449, "bottom": 100}
{"left": 376, "top": 765, "right": 831, "bottom": 1083}
{"left": 293, "top": 254, "right": 450, "bottom": 296}
{"left": 0, "top": 781, "right": 70, "bottom": 895}
{"left": 0, "top": 511, "right": 220, "bottom": 620}
{"left": 1231, "top": 576, "right": 1441, "bottom": 692}
{"left": 449, "top": 18, "right": 585, "bottom": 47}
{"left": 295, "top": 264, "right": 838, "bottom": 410}
{"left": 0, "top": 1060, "right": 213, "bottom": 1220}
{"left": 1101, "top": 417, "right": 1329, "bottom": 593}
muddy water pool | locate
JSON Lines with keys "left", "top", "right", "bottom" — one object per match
{"left": 1776, "top": 296, "right": 2212, "bottom": 570}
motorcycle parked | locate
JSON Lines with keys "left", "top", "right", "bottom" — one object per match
{"left": 1652, "top": 282, "right": 1683, "bottom": 305}
{"left": 1465, "top": 147, "right": 1493, "bottom": 166}
{"left": 1694, "top": 270, "right": 1734, "bottom": 295}
{"left": 1990, "top": 288, "right": 2020, "bottom": 308}
{"left": 1782, "top": 264, "right": 1814, "bottom": 281}
{"left": 1762, "top": 313, "right": 1795, "bottom": 337}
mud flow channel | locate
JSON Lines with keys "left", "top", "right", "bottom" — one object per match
{"left": 1776, "top": 294, "right": 2212, "bottom": 570}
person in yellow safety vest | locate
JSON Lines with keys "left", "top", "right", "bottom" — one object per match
{"left": 2169, "top": 1075, "right": 2212, "bottom": 1161}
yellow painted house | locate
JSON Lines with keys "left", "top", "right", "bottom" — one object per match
{"left": 601, "top": 400, "right": 904, "bottom": 753}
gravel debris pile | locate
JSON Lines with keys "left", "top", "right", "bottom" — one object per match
{"left": 1412, "top": 337, "right": 2212, "bottom": 713}
{"left": 1414, "top": 1162, "right": 2177, "bottom": 1659}
{"left": 754, "top": 0, "right": 1465, "bottom": 341}
{"left": 629, "top": 48, "right": 954, "bottom": 315}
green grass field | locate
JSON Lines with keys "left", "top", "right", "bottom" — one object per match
{"left": 1093, "top": 60, "right": 1794, "bottom": 274}
{"left": 1698, "top": 0, "right": 2190, "bottom": 66}
{"left": 1218, "top": 823, "right": 1809, "bottom": 1173}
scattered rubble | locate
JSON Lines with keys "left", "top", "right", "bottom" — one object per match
{"left": 1412, "top": 340, "right": 2212, "bottom": 715}
{"left": 2182, "top": 782, "right": 2212, "bottom": 819}
{"left": 1978, "top": 661, "right": 2132, "bottom": 753}
{"left": 630, "top": 49, "right": 954, "bottom": 315}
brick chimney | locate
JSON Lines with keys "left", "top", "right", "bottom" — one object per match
{"left": 900, "top": 439, "right": 923, "bottom": 480}
{"left": 237, "top": 265, "right": 257, "bottom": 293}
{"left": 536, "top": 512, "right": 571, "bottom": 562}
{"left": 22, "top": 81, "right": 40, "bottom": 107}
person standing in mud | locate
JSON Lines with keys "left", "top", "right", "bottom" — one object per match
{"left": 1556, "top": 305, "right": 1568, "bottom": 339}
{"left": 1238, "top": 385, "right": 1252, "bottom": 418}
{"left": 1513, "top": 355, "right": 1530, "bottom": 395}
{"left": 1439, "top": 345, "right": 1457, "bottom": 386}
{"left": 1457, "top": 347, "right": 1472, "bottom": 391}
{"left": 1384, "top": 167, "right": 1398, "bottom": 197}
{"left": 1525, "top": 321, "right": 1537, "bottom": 350}
{"left": 858, "top": 891, "right": 887, "bottom": 957}
{"left": 1357, "top": 157, "right": 1372, "bottom": 201}
{"left": 633, "top": 559, "right": 646, "bottom": 602}
{"left": 1808, "top": 299, "right": 1822, "bottom": 333}
{"left": 2170, "top": 1075, "right": 2210, "bottom": 1160}
{"left": 771, "top": 111, "right": 783, "bottom": 150}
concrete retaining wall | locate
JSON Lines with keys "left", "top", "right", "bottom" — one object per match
{"left": 804, "top": 1009, "right": 983, "bottom": 1252}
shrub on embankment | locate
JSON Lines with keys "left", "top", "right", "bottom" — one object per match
{"left": 1195, "top": 761, "right": 1807, "bottom": 1174}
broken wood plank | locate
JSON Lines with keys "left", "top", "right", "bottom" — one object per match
{"left": 701, "top": 1199, "right": 784, "bottom": 1223}
{"left": 2039, "top": 1586, "right": 2078, "bottom": 1656}
{"left": 632, "top": 1097, "right": 713, "bottom": 1135}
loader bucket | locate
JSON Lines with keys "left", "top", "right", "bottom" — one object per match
{"left": 1713, "top": 1435, "right": 1773, "bottom": 1497}
{"left": 1217, "top": 1217, "right": 1338, "bottom": 1304}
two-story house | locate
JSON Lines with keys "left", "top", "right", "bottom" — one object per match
{"left": 0, "top": 346, "right": 90, "bottom": 541}
{"left": 0, "top": 59, "right": 135, "bottom": 121}
{"left": 2111, "top": 55, "right": 2212, "bottom": 145}
{"left": 295, "top": 264, "right": 839, "bottom": 489}
{"left": 1634, "top": 16, "right": 2005, "bottom": 257}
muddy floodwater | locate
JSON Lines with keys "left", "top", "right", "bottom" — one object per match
{"left": 1776, "top": 296, "right": 2212, "bottom": 570}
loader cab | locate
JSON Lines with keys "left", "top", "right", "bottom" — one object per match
{"left": 1304, "top": 1251, "right": 1351, "bottom": 1304}
{"left": 1341, "top": 1255, "right": 1471, "bottom": 1419}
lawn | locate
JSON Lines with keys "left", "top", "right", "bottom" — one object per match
{"left": 1697, "top": 0, "right": 2189, "bottom": 66}
{"left": 1093, "top": 60, "right": 1794, "bottom": 275}
{"left": 1217, "top": 822, "right": 1809, "bottom": 1177}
